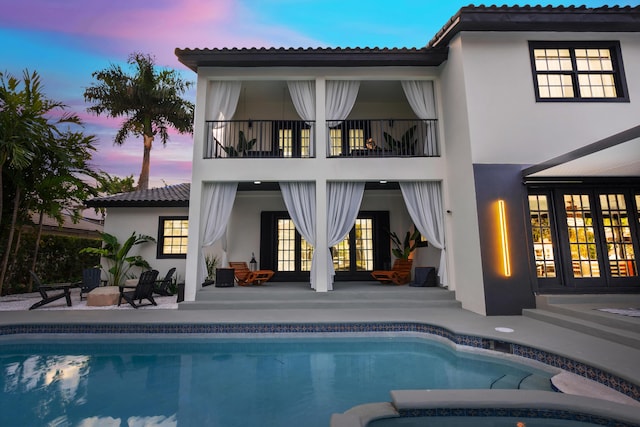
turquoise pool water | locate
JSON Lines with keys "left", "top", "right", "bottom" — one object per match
{"left": 0, "top": 336, "right": 554, "bottom": 427}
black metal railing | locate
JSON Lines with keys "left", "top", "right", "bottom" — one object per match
{"left": 205, "top": 120, "right": 314, "bottom": 159}
{"left": 326, "top": 119, "right": 439, "bottom": 157}
{"left": 204, "top": 118, "right": 438, "bottom": 159}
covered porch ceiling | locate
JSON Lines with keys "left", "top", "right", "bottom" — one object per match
{"left": 522, "top": 125, "right": 640, "bottom": 181}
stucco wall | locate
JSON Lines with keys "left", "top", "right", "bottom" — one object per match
{"left": 102, "top": 206, "right": 189, "bottom": 283}
{"left": 458, "top": 31, "right": 640, "bottom": 164}
{"left": 439, "top": 36, "right": 487, "bottom": 314}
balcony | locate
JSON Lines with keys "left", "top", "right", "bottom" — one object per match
{"left": 205, "top": 118, "right": 438, "bottom": 159}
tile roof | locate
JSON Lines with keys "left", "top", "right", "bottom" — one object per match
{"left": 175, "top": 5, "right": 640, "bottom": 72}
{"left": 428, "top": 4, "right": 640, "bottom": 48}
{"left": 85, "top": 183, "right": 190, "bottom": 208}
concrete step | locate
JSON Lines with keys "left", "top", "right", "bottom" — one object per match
{"left": 194, "top": 284, "right": 456, "bottom": 302}
{"left": 522, "top": 308, "right": 640, "bottom": 350}
{"left": 179, "top": 298, "right": 462, "bottom": 311}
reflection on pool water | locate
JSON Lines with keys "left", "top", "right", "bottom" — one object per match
{"left": 0, "top": 336, "right": 555, "bottom": 427}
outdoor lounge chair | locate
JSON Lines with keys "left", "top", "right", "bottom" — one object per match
{"left": 29, "top": 271, "right": 76, "bottom": 310}
{"left": 371, "top": 259, "right": 413, "bottom": 285}
{"left": 118, "top": 269, "right": 159, "bottom": 308}
{"left": 80, "top": 267, "right": 102, "bottom": 301}
{"left": 228, "top": 262, "right": 274, "bottom": 286}
{"left": 153, "top": 267, "right": 176, "bottom": 296}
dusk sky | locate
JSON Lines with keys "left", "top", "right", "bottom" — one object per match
{"left": 2, "top": 0, "right": 636, "bottom": 188}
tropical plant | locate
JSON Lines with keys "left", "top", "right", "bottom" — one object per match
{"left": 204, "top": 254, "right": 219, "bottom": 283}
{"left": 83, "top": 52, "right": 194, "bottom": 190}
{"left": 389, "top": 226, "right": 421, "bottom": 260}
{"left": 383, "top": 125, "right": 418, "bottom": 155}
{"left": 220, "top": 130, "right": 257, "bottom": 157}
{"left": 0, "top": 70, "right": 101, "bottom": 294}
{"left": 79, "top": 231, "right": 156, "bottom": 287}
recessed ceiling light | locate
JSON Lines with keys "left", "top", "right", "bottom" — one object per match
{"left": 253, "top": 181, "right": 261, "bottom": 185}
{"left": 379, "top": 180, "right": 387, "bottom": 184}
{"left": 494, "top": 327, "right": 514, "bottom": 333}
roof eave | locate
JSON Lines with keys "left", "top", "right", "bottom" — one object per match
{"left": 429, "top": 6, "right": 640, "bottom": 48}
{"left": 175, "top": 48, "right": 449, "bottom": 72}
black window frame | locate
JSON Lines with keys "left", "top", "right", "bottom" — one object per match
{"left": 528, "top": 41, "right": 629, "bottom": 103}
{"left": 157, "top": 216, "right": 189, "bottom": 259}
{"left": 525, "top": 182, "right": 640, "bottom": 293}
{"left": 260, "top": 210, "right": 389, "bottom": 281}
{"left": 328, "top": 120, "right": 372, "bottom": 157}
{"left": 272, "top": 120, "right": 311, "bottom": 158}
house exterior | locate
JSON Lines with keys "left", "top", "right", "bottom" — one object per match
{"left": 90, "top": 5, "right": 639, "bottom": 316}
{"left": 85, "top": 184, "right": 190, "bottom": 283}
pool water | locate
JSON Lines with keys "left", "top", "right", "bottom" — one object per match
{"left": 0, "top": 336, "right": 554, "bottom": 427}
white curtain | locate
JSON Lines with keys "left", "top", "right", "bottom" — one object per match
{"left": 280, "top": 182, "right": 317, "bottom": 289}
{"left": 326, "top": 81, "right": 360, "bottom": 156}
{"left": 207, "top": 81, "right": 242, "bottom": 157}
{"left": 287, "top": 81, "right": 316, "bottom": 156}
{"left": 200, "top": 182, "right": 238, "bottom": 281}
{"left": 399, "top": 181, "right": 447, "bottom": 287}
{"left": 401, "top": 81, "right": 437, "bottom": 155}
{"left": 327, "top": 182, "right": 365, "bottom": 290}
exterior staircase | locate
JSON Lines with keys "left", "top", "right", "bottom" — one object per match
{"left": 523, "top": 294, "right": 640, "bottom": 349}
{"left": 179, "top": 282, "right": 460, "bottom": 311}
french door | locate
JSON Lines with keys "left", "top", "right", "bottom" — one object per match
{"left": 529, "top": 187, "right": 639, "bottom": 291}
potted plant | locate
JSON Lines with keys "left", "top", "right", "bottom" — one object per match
{"left": 220, "top": 130, "right": 257, "bottom": 157}
{"left": 389, "top": 226, "right": 421, "bottom": 260}
{"left": 383, "top": 125, "right": 418, "bottom": 155}
{"left": 203, "top": 254, "right": 219, "bottom": 286}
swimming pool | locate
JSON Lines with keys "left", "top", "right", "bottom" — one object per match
{"left": 0, "top": 335, "right": 555, "bottom": 427}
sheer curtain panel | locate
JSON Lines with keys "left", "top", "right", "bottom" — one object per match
{"left": 327, "top": 182, "right": 365, "bottom": 290}
{"left": 287, "top": 81, "right": 316, "bottom": 156}
{"left": 200, "top": 182, "right": 238, "bottom": 280}
{"left": 280, "top": 182, "right": 317, "bottom": 289}
{"left": 399, "top": 181, "right": 447, "bottom": 286}
{"left": 401, "top": 81, "right": 437, "bottom": 155}
{"left": 207, "top": 81, "right": 242, "bottom": 157}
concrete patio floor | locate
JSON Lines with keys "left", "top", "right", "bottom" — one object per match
{"left": 1, "top": 281, "right": 639, "bottom": 413}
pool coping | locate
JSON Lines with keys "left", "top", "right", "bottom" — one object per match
{"left": 331, "top": 390, "right": 640, "bottom": 427}
{"left": 1, "top": 320, "right": 639, "bottom": 404}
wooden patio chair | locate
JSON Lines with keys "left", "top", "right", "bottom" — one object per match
{"left": 153, "top": 267, "right": 176, "bottom": 296}
{"left": 371, "top": 259, "right": 413, "bottom": 285}
{"left": 229, "top": 262, "right": 274, "bottom": 286}
{"left": 80, "top": 267, "right": 102, "bottom": 301}
{"left": 29, "top": 271, "right": 76, "bottom": 310}
{"left": 118, "top": 269, "right": 159, "bottom": 308}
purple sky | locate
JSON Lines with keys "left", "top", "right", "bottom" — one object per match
{"left": 2, "top": 0, "right": 634, "bottom": 188}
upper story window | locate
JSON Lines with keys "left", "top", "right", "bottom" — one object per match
{"left": 157, "top": 216, "right": 188, "bottom": 259}
{"left": 529, "top": 41, "right": 628, "bottom": 102}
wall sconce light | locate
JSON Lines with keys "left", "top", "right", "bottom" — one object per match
{"left": 498, "top": 199, "right": 511, "bottom": 277}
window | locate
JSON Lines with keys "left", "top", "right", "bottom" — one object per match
{"left": 528, "top": 194, "right": 556, "bottom": 278}
{"left": 328, "top": 120, "right": 371, "bottom": 156}
{"left": 527, "top": 186, "right": 639, "bottom": 291}
{"left": 261, "top": 211, "right": 389, "bottom": 280}
{"left": 157, "top": 216, "right": 188, "bottom": 259}
{"left": 529, "top": 42, "right": 628, "bottom": 101}
{"left": 275, "top": 121, "right": 311, "bottom": 158}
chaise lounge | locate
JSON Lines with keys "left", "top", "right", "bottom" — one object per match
{"left": 228, "top": 262, "right": 274, "bottom": 286}
{"left": 371, "top": 259, "right": 413, "bottom": 285}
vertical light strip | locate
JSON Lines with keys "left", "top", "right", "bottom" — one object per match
{"left": 498, "top": 200, "right": 511, "bottom": 277}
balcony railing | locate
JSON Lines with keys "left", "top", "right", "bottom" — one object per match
{"left": 204, "top": 119, "right": 439, "bottom": 159}
{"left": 327, "top": 119, "right": 439, "bottom": 158}
{"left": 205, "top": 120, "right": 314, "bottom": 159}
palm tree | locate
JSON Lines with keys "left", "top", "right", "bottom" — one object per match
{"left": 83, "top": 53, "right": 194, "bottom": 190}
